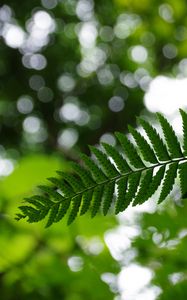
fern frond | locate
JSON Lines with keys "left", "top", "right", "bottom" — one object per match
{"left": 115, "top": 132, "right": 145, "bottom": 169}
{"left": 115, "top": 177, "right": 128, "bottom": 214}
{"left": 102, "top": 182, "right": 115, "bottom": 215}
{"left": 55, "top": 199, "right": 70, "bottom": 222}
{"left": 91, "top": 185, "right": 103, "bottom": 218}
{"left": 123, "top": 172, "right": 141, "bottom": 210}
{"left": 89, "top": 146, "right": 119, "bottom": 178}
{"left": 180, "top": 109, "right": 187, "bottom": 156}
{"left": 70, "top": 162, "right": 95, "bottom": 187}
{"left": 128, "top": 125, "right": 158, "bottom": 164}
{"left": 101, "top": 142, "right": 131, "bottom": 174}
{"left": 145, "top": 165, "right": 165, "bottom": 200}
{"left": 80, "top": 153, "right": 106, "bottom": 183}
{"left": 138, "top": 118, "right": 170, "bottom": 162}
{"left": 179, "top": 162, "right": 187, "bottom": 198}
{"left": 18, "top": 206, "right": 43, "bottom": 223}
{"left": 67, "top": 195, "right": 82, "bottom": 225}
{"left": 157, "top": 113, "right": 182, "bottom": 159}
{"left": 47, "top": 177, "right": 74, "bottom": 197}
{"left": 16, "top": 109, "right": 187, "bottom": 227}
{"left": 46, "top": 203, "right": 60, "bottom": 228}
{"left": 56, "top": 172, "right": 84, "bottom": 192}
{"left": 38, "top": 185, "right": 64, "bottom": 202}
{"left": 133, "top": 169, "right": 153, "bottom": 206}
{"left": 80, "top": 190, "right": 93, "bottom": 216}
{"left": 158, "top": 162, "right": 178, "bottom": 203}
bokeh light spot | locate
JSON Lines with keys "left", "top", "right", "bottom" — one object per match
{"left": 17, "top": 96, "right": 33, "bottom": 114}
{"left": 58, "top": 128, "right": 78, "bottom": 149}
{"left": 57, "top": 74, "right": 75, "bottom": 92}
{"left": 130, "top": 45, "right": 148, "bottom": 63}
{"left": 23, "top": 116, "right": 41, "bottom": 133}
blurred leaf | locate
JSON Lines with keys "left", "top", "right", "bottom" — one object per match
{"left": 0, "top": 154, "right": 64, "bottom": 200}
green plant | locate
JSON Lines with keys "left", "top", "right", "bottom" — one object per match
{"left": 16, "top": 109, "right": 187, "bottom": 227}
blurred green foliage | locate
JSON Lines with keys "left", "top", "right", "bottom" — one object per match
{"left": 0, "top": 155, "right": 119, "bottom": 299}
{"left": 1, "top": 0, "right": 187, "bottom": 155}
{"left": 131, "top": 200, "right": 187, "bottom": 299}
{"left": 0, "top": 0, "right": 187, "bottom": 298}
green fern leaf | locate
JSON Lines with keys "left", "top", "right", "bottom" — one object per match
{"left": 157, "top": 113, "right": 182, "bottom": 159}
{"left": 145, "top": 165, "right": 166, "bottom": 200}
{"left": 70, "top": 162, "right": 95, "bottom": 187}
{"left": 55, "top": 199, "right": 71, "bottom": 222}
{"left": 80, "top": 190, "right": 93, "bottom": 216}
{"left": 133, "top": 169, "right": 153, "bottom": 206}
{"left": 179, "top": 162, "right": 187, "bottom": 198}
{"left": 31, "top": 195, "right": 52, "bottom": 207}
{"left": 80, "top": 153, "right": 106, "bottom": 183}
{"left": 102, "top": 142, "right": 131, "bottom": 174}
{"left": 128, "top": 125, "right": 158, "bottom": 164}
{"left": 138, "top": 118, "right": 170, "bottom": 162}
{"left": 123, "top": 172, "right": 141, "bottom": 210}
{"left": 158, "top": 162, "right": 178, "bottom": 203}
{"left": 102, "top": 181, "right": 115, "bottom": 215}
{"left": 56, "top": 172, "right": 84, "bottom": 193}
{"left": 67, "top": 195, "right": 82, "bottom": 225}
{"left": 46, "top": 203, "right": 60, "bottom": 228}
{"left": 180, "top": 109, "right": 187, "bottom": 156}
{"left": 23, "top": 197, "right": 47, "bottom": 211}
{"left": 115, "top": 177, "right": 128, "bottom": 214}
{"left": 18, "top": 206, "right": 42, "bottom": 223}
{"left": 47, "top": 177, "right": 74, "bottom": 197}
{"left": 89, "top": 146, "right": 119, "bottom": 178}
{"left": 115, "top": 132, "right": 145, "bottom": 169}
{"left": 38, "top": 185, "right": 64, "bottom": 202}
{"left": 91, "top": 185, "right": 103, "bottom": 218}
{"left": 15, "top": 213, "right": 26, "bottom": 221}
